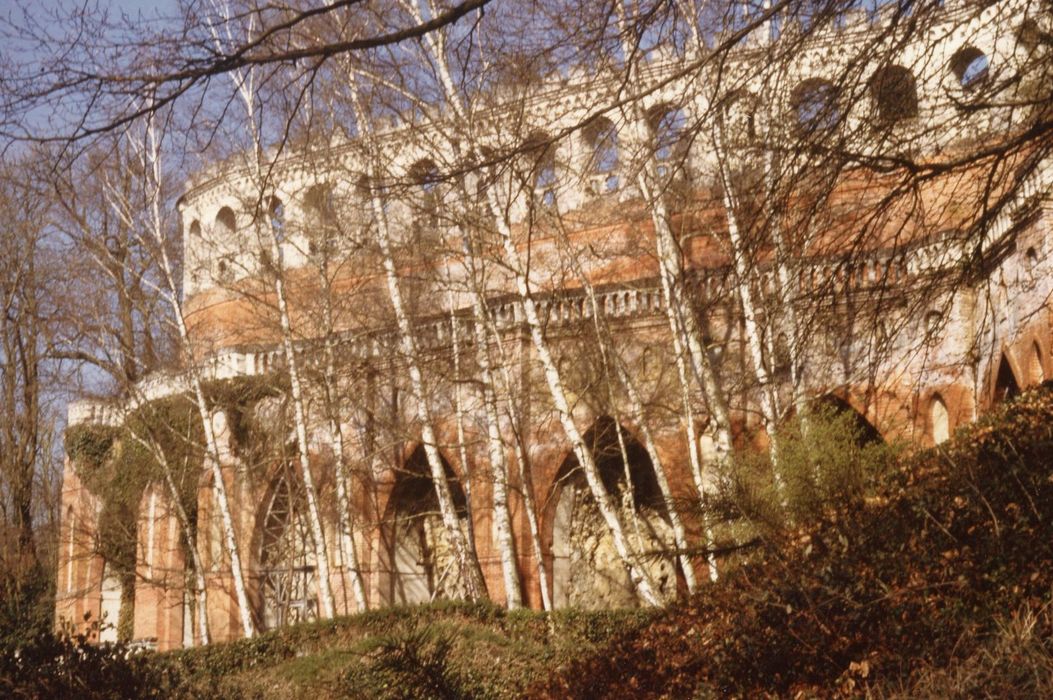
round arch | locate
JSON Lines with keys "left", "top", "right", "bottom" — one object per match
{"left": 869, "top": 65, "right": 918, "bottom": 122}
{"left": 790, "top": 78, "right": 840, "bottom": 133}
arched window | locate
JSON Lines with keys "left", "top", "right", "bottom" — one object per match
{"left": 303, "top": 183, "right": 337, "bottom": 251}
{"left": 188, "top": 220, "right": 202, "bottom": 239}
{"left": 772, "top": 331, "right": 791, "bottom": 375}
{"left": 214, "top": 207, "right": 236, "bottom": 235}
{"left": 791, "top": 78, "right": 840, "bottom": 133}
{"left": 648, "top": 105, "right": 689, "bottom": 179}
{"left": 869, "top": 65, "right": 918, "bottom": 122}
{"left": 408, "top": 159, "right": 441, "bottom": 237}
{"left": 949, "top": 46, "right": 989, "bottom": 90}
{"left": 215, "top": 256, "right": 234, "bottom": 283}
{"left": 583, "top": 116, "right": 619, "bottom": 194}
{"left": 267, "top": 196, "right": 285, "bottom": 243}
{"left": 1025, "top": 246, "right": 1038, "bottom": 275}
{"left": 930, "top": 394, "right": 950, "bottom": 445}
{"left": 924, "top": 310, "right": 943, "bottom": 341}
{"left": 721, "top": 91, "right": 760, "bottom": 146}
{"left": 524, "top": 133, "right": 558, "bottom": 208}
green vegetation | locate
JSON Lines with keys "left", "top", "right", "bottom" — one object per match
{"left": 719, "top": 400, "right": 898, "bottom": 542}
{"left": 2, "top": 603, "right": 655, "bottom": 699}
{"left": 60, "top": 376, "right": 283, "bottom": 645}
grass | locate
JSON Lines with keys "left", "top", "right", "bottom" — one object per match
{"left": 147, "top": 603, "right": 657, "bottom": 699}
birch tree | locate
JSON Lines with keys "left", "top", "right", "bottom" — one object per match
{"left": 120, "top": 108, "right": 257, "bottom": 638}
{"left": 203, "top": 0, "right": 338, "bottom": 619}
{"left": 345, "top": 82, "right": 490, "bottom": 602}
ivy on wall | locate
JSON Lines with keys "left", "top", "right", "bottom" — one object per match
{"left": 61, "top": 375, "right": 286, "bottom": 642}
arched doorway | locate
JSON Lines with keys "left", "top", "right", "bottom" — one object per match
{"left": 550, "top": 417, "right": 678, "bottom": 609}
{"left": 381, "top": 445, "right": 469, "bottom": 605}
{"left": 258, "top": 468, "right": 318, "bottom": 630}
{"left": 994, "top": 353, "right": 1020, "bottom": 404}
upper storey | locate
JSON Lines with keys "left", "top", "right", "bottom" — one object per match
{"left": 177, "top": 0, "right": 1041, "bottom": 304}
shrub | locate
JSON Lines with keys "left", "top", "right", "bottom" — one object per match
{"left": 532, "top": 385, "right": 1053, "bottom": 697}
{"left": 719, "top": 402, "right": 895, "bottom": 536}
{"left": 340, "top": 625, "right": 468, "bottom": 700}
{"left": 0, "top": 621, "right": 161, "bottom": 699}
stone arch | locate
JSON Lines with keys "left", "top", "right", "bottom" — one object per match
{"left": 352, "top": 174, "right": 379, "bottom": 235}
{"left": 647, "top": 103, "right": 690, "bottom": 176}
{"left": 407, "top": 158, "right": 442, "bottom": 237}
{"left": 378, "top": 444, "right": 469, "bottom": 605}
{"left": 924, "top": 309, "right": 943, "bottom": 341}
{"left": 993, "top": 352, "right": 1021, "bottom": 404}
{"left": 790, "top": 78, "right": 840, "bottom": 133}
{"left": 1028, "top": 341, "right": 1044, "bottom": 385}
{"left": 263, "top": 195, "right": 286, "bottom": 242}
{"left": 1025, "top": 246, "right": 1039, "bottom": 275}
{"left": 523, "top": 131, "right": 558, "bottom": 207}
{"left": 721, "top": 90, "right": 760, "bottom": 145}
{"left": 949, "top": 45, "right": 989, "bottom": 89}
{"left": 930, "top": 393, "right": 950, "bottom": 445}
{"left": 549, "top": 416, "right": 678, "bottom": 609}
{"left": 303, "top": 182, "right": 337, "bottom": 246}
{"left": 582, "top": 116, "right": 619, "bottom": 193}
{"left": 255, "top": 465, "right": 319, "bottom": 631}
{"left": 214, "top": 206, "right": 236, "bottom": 235}
{"left": 869, "top": 65, "right": 918, "bottom": 122}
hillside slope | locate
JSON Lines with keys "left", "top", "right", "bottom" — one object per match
{"left": 533, "top": 384, "right": 1053, "bottom": 698}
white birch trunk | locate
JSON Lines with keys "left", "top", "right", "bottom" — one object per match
{"left": 448, "top": 315, "right": 485, "bottom": 581}
{"left": 452, "top": 307, "right": 523, "bottom": 608}
{"left": 121, "top": 112, "right": 256, "bottom": 639}
{"left": 476, "top": 297, "right": 553, "bottom": 610}
{"left": 483, "top": 187, "right": 660, "bottom": 606}
{"left": 405, "top": 0, "right": 656, "bottom": 604}
{"left": 264, "top": 239, "right": 338, "bottom": 619}
{"left": 347, "top": 86, "right": 487, "bottom": 599}
{"left": 711, "top": 125, "right": 787, "bottom": 494}
{"left": 560, "top": 234, "right": 698, "bottom": 593}
{"left": 612, "top": 3, "right": 735, "bottom": 467}
{"left": 321, "top": 326, "right": 369, "bottom": 613}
